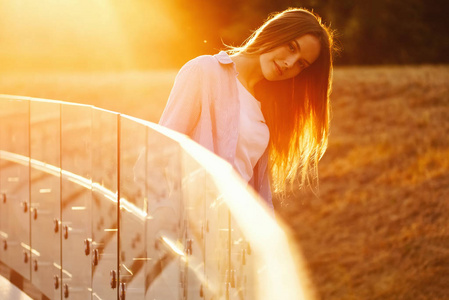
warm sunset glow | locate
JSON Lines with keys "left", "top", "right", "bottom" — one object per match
{"left": 0, "top": 0, "right": 181, "bottom": 71}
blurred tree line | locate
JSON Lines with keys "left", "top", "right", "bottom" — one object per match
{"left": 152, "top": 0, "right": 449, "bottom": 66}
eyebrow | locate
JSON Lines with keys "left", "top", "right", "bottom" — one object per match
{"left": 294, "top": 40, "right": 311, "bottom": 67}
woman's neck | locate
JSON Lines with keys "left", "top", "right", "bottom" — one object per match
{"left": 231, "top": 53, "right": 264, "bottom": 95}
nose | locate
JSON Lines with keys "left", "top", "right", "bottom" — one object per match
{"left": 284, "top": 55, "right": 298, "bottom": 69}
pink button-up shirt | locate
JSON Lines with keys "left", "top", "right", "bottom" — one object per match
{"left": 159, "top": 51, "right": 273, "bottom": 208}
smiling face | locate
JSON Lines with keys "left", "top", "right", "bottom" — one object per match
{"left": 259, "top": 34, "right": 321, "bottom": 81}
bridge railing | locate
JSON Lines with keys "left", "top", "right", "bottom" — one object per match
{"left": 0, "top": 95, "right": 310, "bottom": 300}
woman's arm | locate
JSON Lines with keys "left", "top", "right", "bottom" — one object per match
{"left": 159, "top": 59, "right": 203, "bottom": 136}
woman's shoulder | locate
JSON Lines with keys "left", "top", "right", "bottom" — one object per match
{"left": 190, "top": 54, "right": 218, "bottom": 64}
{"left": 181, "top": 52, "right": 234, "bottom": 74}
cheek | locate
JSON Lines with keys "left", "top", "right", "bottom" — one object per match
{"left": 259, "top": 54, "right": 269, "bottom": 70}
{"left": 260, "top": 55, "right": 274, "bottom": 76}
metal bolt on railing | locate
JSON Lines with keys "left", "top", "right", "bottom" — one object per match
{"left": 84, "top": 239, "right": 90, "bottom": 256}
{"left": 63, "top": 225, "right": 68, "bottom": 239}
{"left": 63, "top": 284, "right": 69, "bottom": 298}
{"left": 92, "top": 249, "right": 99, "bottom": 266}
{"left": 119, "top": 282, "right": 126, "bottom": 300}
{"left": 54, "top": 219, "right": 59, "bottom": 233}
{"left": 110, "top": 270, "right": 117, "bottom": 289}
{"left": 54, "top": 275, "right": 59, "bottom": 290}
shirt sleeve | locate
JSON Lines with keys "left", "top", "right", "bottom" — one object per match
{"left": 159, "top": 59, "right": 203, "bottom": 136}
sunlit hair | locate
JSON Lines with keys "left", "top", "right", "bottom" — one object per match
{"left": 228, "top": 8, "right": 334, "bottom": 194}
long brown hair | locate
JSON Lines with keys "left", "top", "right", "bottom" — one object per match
{"left": 229, "top": 8, "right": 335, "bottom": 194}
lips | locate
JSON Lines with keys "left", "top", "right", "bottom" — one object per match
{"left": 274, "top": 61, "right": 283, "bottom": 76}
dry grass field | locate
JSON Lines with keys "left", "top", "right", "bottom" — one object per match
{"left": 1, "top": 65, "right": 448, "bottom": 299}
{"left": 279, "top": 65, "right": 449, "bottom": 300}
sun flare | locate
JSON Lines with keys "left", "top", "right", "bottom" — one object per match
{"left": 0, "top": 0, "right": 181, "bottom": 71}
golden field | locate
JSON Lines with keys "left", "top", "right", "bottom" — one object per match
{"left": 1, "top": 65, "right": 448, "bottom": 299}
{"left": 280, "top": 65, "right": 449, "bottom": 300}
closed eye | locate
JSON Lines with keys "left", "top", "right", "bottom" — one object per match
{"left": 288, "top": 42, "right": 296, "bottom": 52}
{"left": 293, "top": 40, "right": 301, "bottom": 52}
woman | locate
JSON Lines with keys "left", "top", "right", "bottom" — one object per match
{"left": 159, "top": 8, "right": 334, "bottom": 209}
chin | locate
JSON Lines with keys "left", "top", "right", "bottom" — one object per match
{"left": 265, "top": 75, "right": 284, "bottom": 81}
{"left": 263, "top": 72, "right": 281, "bottom": 81}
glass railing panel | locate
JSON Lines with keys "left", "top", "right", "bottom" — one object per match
{"left": 91, "top": 109, "right": 119, "bottom": 300}
{"left": 207, "top": 171, "right": 306, "bottom": 300}
{"left": 0, "top": 98, "right": 31, "bottom": 280}
{"left": 119, "top": 116, "right": 148, "bottom": 299}
{"left": 180, "top": 150, "right": 206, "bottom": 300}
{"left": 144, "top": 128, "right": 183, "bottom": 300}
{"left": 0, "top": 98, "right": 6, "bottom": 263}
{"left": 174, "top": 136, "right": 307, "bottom": 300}
{"left": 0, "top": 96, "right": 308, "bottom": 300}
{"left": 228, "top": 213, "right": 255, "bottom": 300}
{"left": 203, "top": 174, "right": 230, "bottom": 299}
{"left": 29, "top": 100, "right": 62, "bottom": 300}
{"left": 61, "top": 103, "right": 93, "bottom": 300}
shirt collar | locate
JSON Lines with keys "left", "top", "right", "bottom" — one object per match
{"left": 214, "top": 51, "right": 234, "bottom": 65}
